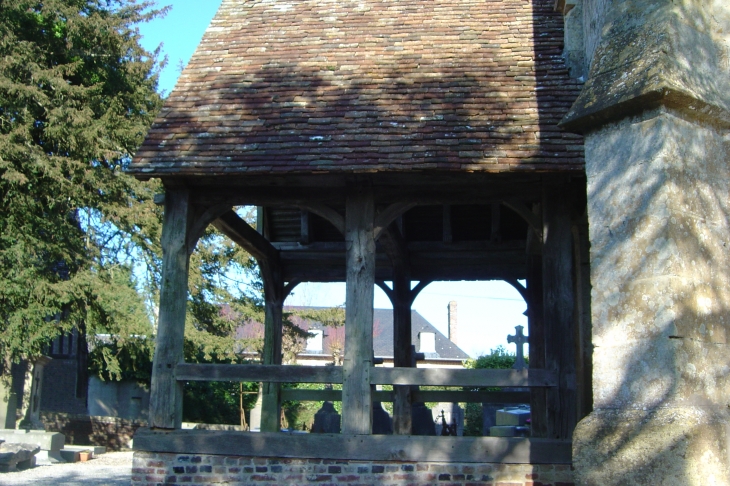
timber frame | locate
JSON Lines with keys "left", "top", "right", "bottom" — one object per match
{"left": 141, "top": 171, "right": 588, "bottom": 464}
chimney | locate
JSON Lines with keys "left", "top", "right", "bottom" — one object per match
{"left": 448, "top": 301, "right": 458, "bottom": 345}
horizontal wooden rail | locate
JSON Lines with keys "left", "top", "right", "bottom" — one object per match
{"left": 135, "top": 429, "right": 572, "bottom": 465}
{"left": 280, "top": 388, "right": 532, "bottom": 404}
{"left": 176, "top": 364, "right": 556, "bottom": 388}
{"left": 176, "top": 364, "right": 343, "bottom": 384}
{"left": 370, "top": 368, "right": 557, "bottom": 387}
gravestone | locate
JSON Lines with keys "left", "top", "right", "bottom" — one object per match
{"left": 432, "top": 402, "right": 463, "bottom": 436}
{"left": 481, "top": 403, "right": 508, "bottom": 436}
{"left": 410, "top": 402, "right": 436, "bottom": 435}
{"left": 371, "top": 402, "right": 393, "bottom": 435}
{"left": 507, "top": 325, "right": 529, "bottom": 370}
{"left": 20, "top": 356, "right": 51, "bottom": 431}
{"left": 310, "top": 401, "right": 341, "bottom": 434}
{"left": 248, "top": 384, "right": 263, "bottom": 432}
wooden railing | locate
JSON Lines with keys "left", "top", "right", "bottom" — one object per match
{"left": 175, "top": 363, "right": 555, "bottom": 403}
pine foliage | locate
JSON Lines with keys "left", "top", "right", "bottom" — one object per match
{"left": 0, "top": 0, "right": 166, "bottom": 370}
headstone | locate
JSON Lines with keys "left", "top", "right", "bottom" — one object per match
{"left": 410, "top": 402, "right": 436, "bottom": 435}
{"left": 507, "top": 325, "right": 529, "bottom": 370}
{"left": 20, "top": 356, "right": 52, "bottom": 430}
{"left": 371, "top": 402, "right": 393, "bottom": 435}
{"left": 248, "top": 384, "right": 263, "bottom": 432}
{"left": 496, "top": 406, "right": 530, "bottom": 426}
{"left": 432, "top": 402, "right": 463, "bottom": 436}
{"left": 310, "top": 401, "right": 341, "bottom": 434}
{"left": 489, "top": 405, "right": 531, "bottom": 438}
{"left": 481, "top": 403, "right": 508, "bottom": 436}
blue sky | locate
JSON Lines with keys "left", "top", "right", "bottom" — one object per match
{"left": 136, "top": 1, "right": 529, "bottom": 358}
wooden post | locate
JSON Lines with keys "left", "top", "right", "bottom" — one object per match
{"left": 392, "top": 275, "right": 413, "bottom": 435}
{"left": 149, "top": 187, "right": 192, "bottom": 429}
{"left": 261, "top": 265, "right": 284, "bottom": 432}
{"left": 342, "top": 186, "right": 375, "bottom": 435}
{"left": 542, "top": 179, "right": 577, "bottom": 440}
{"left": 572, "top": 212, "right": 593, "bottom": 422}
{"left": 526, "top": 253, "right": 547, "bottom": 438}
{"left": 212, "top": 210, "right": 284, "bottom": 432}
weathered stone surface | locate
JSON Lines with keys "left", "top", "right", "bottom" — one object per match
{"left": 575, "top": 108, "right": 730, "bottom": 485}
{"left": 563, "top": 0, "right": 730, "bottom": 132}
{"left": 0, "top": 442, "right": 41, "bottom": 472}
{"left": 0, "top": 430, "right": 65, "bottom": 452}
{"left": 574, "top": 408, "right": 730, "bottom": 486}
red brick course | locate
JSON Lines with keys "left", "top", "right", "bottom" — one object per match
{"left": 132, "top": 452, "right": 574, "bottom": 486}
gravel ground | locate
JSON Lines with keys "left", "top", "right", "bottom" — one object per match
{"left": 0, "top": 451, "right": 134, "bottom": 486}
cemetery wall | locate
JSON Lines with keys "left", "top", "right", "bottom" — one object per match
{"left": 41, "top": 412, "right": 146, "bottom": 451}
{"left": 40, "top": 358, "right": 87, "bottom": 415}
{"left": 132, "top": 452, "right": 574, "bottom": 486}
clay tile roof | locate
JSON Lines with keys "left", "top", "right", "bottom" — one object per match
{"left": 130, "top": 0, "right": 584, "bottom": 177}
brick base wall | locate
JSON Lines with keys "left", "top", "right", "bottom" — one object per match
{"left": 132, "top": 452, "right": 574, "bottom": 486}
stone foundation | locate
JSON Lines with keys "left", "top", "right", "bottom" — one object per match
{"left": 41, "top": 412, "right": 146, "bottom": 450}
{"left": 132, "top": 452, "right": 574, "bottom": 486}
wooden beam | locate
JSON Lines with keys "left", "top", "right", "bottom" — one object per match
{"left": 542, "top": 178, "right": 577, "bottom": 440}
{"left": 572, "top": 213, "right": 593, "bottom": 422}
{"left": 300, "top": 210, "right": 310, "bottom": 245}
{"left": 298, "top": 202, "right": 345, "bottom": 235}
{"left": 149, "top": 187, "right": 192, "bottom": 429}
{"left": 213, "top": 210, "right": 278, "bottom": 263}
{"left": 504, "top": 279, "right": 528, "bottom": 303}
{"left": 283, "top": 280, "right": 301, "bottom": 299}
{"left": 261, "top": 277, "right": 283, "bottom": 432}
{"left": 370, "top": 368, "right": 557, "bottom": 387}
{"left": 527, "top": 254, "right": 547, "bottom": 438}
{"left": 443, "top": 204, "right": 453, "bottom": 243}
{"left": 280, "top": 388, "right": 531, "bottom": 404}
{"left": 503, "top": 199, "right": 542, "bottom": 240}
{"left": 187, "top": 204, "right": 231, "bottom": 254}
{"left": 342, "top": 186, "right": 375, "bottom": 434}
{"left": 134, "top": 429, "right": 573, "bottom": 465}
{"left": 491, "top": 203, "right": 502, "bottom": 243}
{"left": 175, "top": 364, "right": 343, "bottom": 384}
{"left": 373, "top": 202, "right": 417, "bottom": 240}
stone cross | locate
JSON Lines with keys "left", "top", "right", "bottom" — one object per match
{"left": 507, "top": 325, "right": 529, "bottom": 370}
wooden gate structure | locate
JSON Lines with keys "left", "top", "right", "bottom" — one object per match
{"left": 129, "top": 0, "right": 591, "bottom": 469}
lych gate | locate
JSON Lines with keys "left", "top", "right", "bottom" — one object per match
{"left": 129, "top": 0, "right": 730, "bottom": 484}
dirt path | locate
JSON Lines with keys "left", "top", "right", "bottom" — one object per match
{"left": 0, "top": 451, "right": 133, "bottom": 486}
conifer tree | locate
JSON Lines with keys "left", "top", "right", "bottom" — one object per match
{"left": 0, "top": 0, "right": 166, "bottom": 371}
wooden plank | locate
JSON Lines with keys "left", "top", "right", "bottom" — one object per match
{"left": 342, "top": 186, "right": 375, "bottom": 434}
{"left": 134, "top": 429, "right": 572, "bottom": 465}
{"left": 542, "top": 178, "right": 577, "bottom": 440}
{"left": 491, "top": 203, "right": 502, "bottom": 242}
{"left": 261, "top": 285, "right": 283, "bottom": 432}
{"left": 149, "top": 187, "right": 192, "bottom": 429}
{"left": 442, "top": 204, "right": 453, "bottom": 243}
{"left": 282, "top": 389, "right": 530, "bottom": 404}
{"left": 300, "top": 210, "right": 310, "bottom": 245}
{"left": 412, "top": 390, "right": 531, "bottom": 404}
{"left": 370, "top": 368, "right": 557, "bottom": 387}
{"left": 572, "top": 213, "right": 593, "bottom": 422}
{"left": 175, "top": 364, "right": 343, "bottom": 384}
{"left": 527, "top": 253, "right": 548, "bottom": 438}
